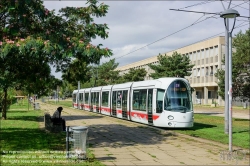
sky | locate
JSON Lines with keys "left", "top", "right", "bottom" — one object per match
{"left": 44, "top": 0, "right": 250, "bottom": 79}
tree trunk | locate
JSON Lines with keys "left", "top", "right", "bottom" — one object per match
{"left": 1, "top": 88, "right": 7, "bottom": 120}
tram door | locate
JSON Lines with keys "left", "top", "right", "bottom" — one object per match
{"left": 90, "top": 92, "right": 94, "bottom": 112}
{"left": 111, "top": 91, "right": 117, "bottom": 116}
{"left": 96, "top": 92, "right": 100, "bottom": 113}
{"left": 147, "top": 89, "right": 153, "bottom": 124}
{"left": 122, "top": 90, "right": 128, "bottom": 119}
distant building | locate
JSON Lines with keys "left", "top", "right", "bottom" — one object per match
{"left": 116, "top": 36, "right": 226, "bottom": 106}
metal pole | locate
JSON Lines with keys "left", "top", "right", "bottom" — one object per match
{"left": 54, "top": 90, "right": 56, "bottom": 104}
{"left": 66, "top": 126, "right": 70, "bottom": 159}
{"left": 78, "top": 81, "right": 80, "bottom": 109}
{"left": 228, "top": 31, "right": 232, "bottom": 152}
{"left": 28, "top": 94, "right": 29, "bottom": 111}
{"left": 221, "top": 0, "right": 230, "bottom": 135}
{"left": 224, "top": 18, "right": 229, "bottom": 134}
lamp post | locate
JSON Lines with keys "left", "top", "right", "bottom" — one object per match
{"left": 220, "top": 8, "right": 240, "bottom": 152}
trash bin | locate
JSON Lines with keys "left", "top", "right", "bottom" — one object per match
{"left": 66, "top": 126, "right": 88, "bottom": 159}
{"left": 33, "top": 103, "right": 40, "bottom": 110}
{"left": 243, "top": 102, "right": 248, "bottom": 109}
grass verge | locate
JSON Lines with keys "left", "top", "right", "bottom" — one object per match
{"left": 175, "top": 114, "right": 250, "bottom": 149}
{"left": 47, "top": 100, "right": 73, "bottom": 108}
{"left": 0, "top": 102, "right": 104, "bottom": 166}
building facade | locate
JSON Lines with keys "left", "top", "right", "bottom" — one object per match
{"left": 116, "top": 36, "right": 226, "bottom": 106}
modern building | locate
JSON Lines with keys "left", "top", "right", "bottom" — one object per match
{"left": 116, "top": 36, "right": 226, "bottom": 106}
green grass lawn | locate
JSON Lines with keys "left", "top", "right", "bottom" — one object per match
{"left": 175, "top": 114, "right": 250, "bottom": 149}
{"left": 47, "top": 100, "right": 73, "bottom": 108}
{"left": 0, "top": 102, "right": 104, "bottom": 166}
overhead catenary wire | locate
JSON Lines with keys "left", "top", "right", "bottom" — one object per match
{"left": 115, "top": 1, "right": 249, "bottom": 60}
{"left": 178, "top": 0, "right": 214, "bottom": 10}
{"left": 223, "top": 0, "right": 250, "bottom": 11}
{"left": 116, "top": 14, "right": 219, "bottom": 60}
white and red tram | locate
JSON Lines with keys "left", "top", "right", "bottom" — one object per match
{"left": 72, "top": 78, "right": 194, "bottom": 128}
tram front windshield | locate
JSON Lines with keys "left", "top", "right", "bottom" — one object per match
{"left": 164, "top": 80, "right": 192, "bottom": 112}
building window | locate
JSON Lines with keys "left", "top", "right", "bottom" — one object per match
{"left": 214, "top": 45, "right": 218, "bottom": 55}
{"left": 201, "top": 49, "right": 205, "bottom": 59}
{"left": 197, "top": 68, "right": 200, "bottom": 77}
{"left": 197, "top": 51, "right": 200, "bottom": 60}
{"left": 208, "top": 91, "right": 216, "bottom": 99}
{"left": 205, "top": 48, "right": 209, "bottom": 58}
{"left": 193, "top": 51, "right": 196, "bottom": 61}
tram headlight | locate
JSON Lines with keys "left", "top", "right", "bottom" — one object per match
{"left": 168, "top": 115, "right": 174, "bottom": 120}
{"left": 168, "top": 122, "right": 172, "bottom": 126}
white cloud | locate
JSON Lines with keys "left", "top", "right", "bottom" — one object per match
{"left": 43, "top": 0, "right": 249, "bottom": 77}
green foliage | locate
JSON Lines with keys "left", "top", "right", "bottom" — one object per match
{"left": 97, "top": 59, "right": 121, "bottom": 85}
{"left": 0, "top": 88, "right": 15, "bottom": 111}
{"left": 122, "top": 68, "right": 147, "bottom": 83}
{"left": 81, "top": 59, "right": 121, "bottom": 88}
{"left": 62, "top": 59, "right": 92, "bottom": 87}
{"left": 148, "top": 51, "right": 194, "bottom": 79}
{"left": 215, "top": 30, "right": 250, "bottom": 101}
{"left": 0, "top": 0, "right": 112, "bottom": 119}
{"left": 60, "top": 80, "right": 76, "bottom": 98}
{"left": 0, "top": 0, "right": 50, "bottom": 40}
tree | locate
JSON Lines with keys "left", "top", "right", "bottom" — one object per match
{"left": 1, "top": 0, "right": 112, "bottom": 119}
{"left": 0, "top": 37, "right": 59, "bottom": 119}
{"left": 0, "top": 0, "right": 49, "bottom": 40}
{"left": 215, "top": 30, "right": 250, "bottom": 101}
{"left": 97, "top": 59, "right": 121, "bottom": 85}
{"left": 81, "top": 59, "right": 121, "bottom": 88}
{"left": 62, "top": 59, "right": 92, "bottom": 87}
{"left": 148, "top": 51, "right": 194, "bottom": 79}
{"left": 60, "top": 80, "right": 75, "bottom": 98}
{"left": 122, "top": 68, "right": 147, "bottom": 83}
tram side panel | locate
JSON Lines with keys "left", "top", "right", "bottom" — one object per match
{"left": 91, "top": 87, "right": 102, "bottom": 113}
{"left": 111, "top": 90, "right": 130, "bottom": 120}
{"left": 111, "top": 83, "right": 132, "bottom": 120}
{"left": 84, "top": 89, "right": 91, "bottom": 111}
{"left": 72, "top": 90, "right": 78, "bottom": 108}
{"left": 130, "top": 88, "right": 156, "bottom": 125}
{"left": 100, "top": 90, "right": 111, "bottom": 115}
{"left": 79, "top": 90, "right": 84, "bottom": 110}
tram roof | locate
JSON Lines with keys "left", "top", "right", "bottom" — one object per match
{"left": 112, "top": 82, "right": 133, "bottom": 89}
{"left": 132, "top": 77, "right": 187, "bottom": 89}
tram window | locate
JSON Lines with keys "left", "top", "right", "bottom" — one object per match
{"left": 102, "top": 91, "right": 109, "bottom": 107}
{"left": 133, "top": 90, "right": 139, "bottom": 110}
{"left": 85, "top": 93, "right": 89, "bottom": 104}
{"left": 79, "top": 94, "right": 83, "bottom": 102}
{"left": 73, "top": 94, "right": 76, "bottom": 102}
{"left": 117, "top": 91, "right": 122, "bottom": 108}
{"left": 156, "top": 89, "right": 164, "bottom": 113}
{"left": 133, "top": 89, "right": 147, "bottom": 111}
{"left": 165, "top": 80, "right": 191, "bottom": 112}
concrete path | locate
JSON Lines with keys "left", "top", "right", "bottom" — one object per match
{"left": 40, "top": 102, "right": 249, "bottom": 165}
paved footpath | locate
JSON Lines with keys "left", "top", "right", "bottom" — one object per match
{"left": 40, "top": 102, "right": 249, "bottom": 165}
